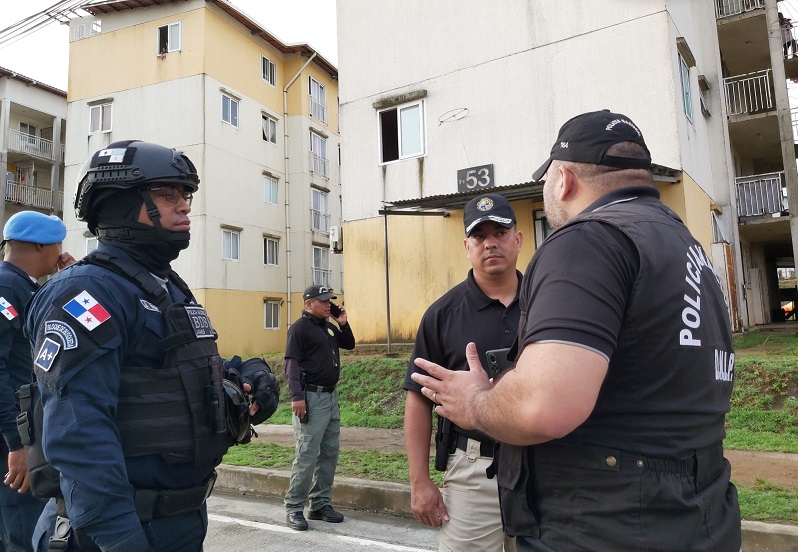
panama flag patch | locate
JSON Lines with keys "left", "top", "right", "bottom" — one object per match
{"left": 62, "top": 291, "right": 111, "bottom": 331}
{"left": 0, "top": 297, "right": 18, "bottom": 321}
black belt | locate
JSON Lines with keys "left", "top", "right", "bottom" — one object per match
{"left": 455, "top": 434, "right": 495, "bottom": 458}
{"left": 55, "top": 471, "right": 217, "bottom": 523}
{"left": 305, "top": 384, "right": 335, "bottom": 393}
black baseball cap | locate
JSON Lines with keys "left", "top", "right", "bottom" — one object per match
{"left": 532, "top": 110, "right": 651, "bottom": 181}
{"left": 463, "top": 193, "right": 517, "bottom": 237}
{"left": 303, "top": 285, "right": 337, "bottom": 301}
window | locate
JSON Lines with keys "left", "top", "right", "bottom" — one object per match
{"left": 262, "top": 114, "right": 277, "bottom": 144}
{"left": 92, "top": 20, "right": 102, "bottom": 34}
{"left": 379, "top": 100, "right": 425, "bottom": 163}
{"left": 89, "top": 103, "right": 112, "bottom": 134}
{"left": 679, "top": 55, "right": 693, "bottom": 122}
{"left": 261, "top": 55, "right": 276, "bottom": 86}
{"left": 73, "top": 24, "right": 85, "bottom": 40}
{"left": 263, "top": 176, "right": 278, "bottom": 204}
{"left": 222, "top": 93, "right": 239, "bottom": 127}
{"left": 19, "top": 122, "right": 37, "bottom": 138}
{"left": 86, "top": 237, "right": 98, "bottom": 254}
{"left": 158, "top": 22, "right": 182, "bottom": 54}
{"left": 264, "top": 237, "right": 279, "bottom": 265}
{"left": 222, "top": 229, "right": 240, "bottom": 260}
{"left": 533, "top": 210, "right": 552, "bottom": 248}
{"left": 311, "top": 188, "right": 330, "bottom": 233}
{"left": 309, "top": 76, "right": 327, "bottom": 123}
{"left": 264, "top": 301, "right": 280, "bottom": 330}
{"left": 313, "top": 246, "right": 331, "bottom": 288}
{"left": 310, "top": 132, "right": 328, "bottom": 177}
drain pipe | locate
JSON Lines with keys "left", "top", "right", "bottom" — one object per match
{"left": 284, "top": 52, "right": 317, "bottom": 327}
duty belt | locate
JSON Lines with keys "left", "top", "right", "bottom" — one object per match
{"left": 55, "top": 470, "right": 217, "bottom": 523}
{"left": 304, "top": 384, "right": 335, "bottom": 393}
{"left": 454, "top": 434, "right": 496, "bottom": 458}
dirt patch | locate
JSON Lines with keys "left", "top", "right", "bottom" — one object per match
{"left": 253, "top": 424, "right": 797, "bottom": 490}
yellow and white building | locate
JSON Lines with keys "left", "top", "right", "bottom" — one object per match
{"left": 337, "top": 1, "right": 744, "bottom": 343}
{"left": 64, "top": 0, "right": 341, "bottom": 356}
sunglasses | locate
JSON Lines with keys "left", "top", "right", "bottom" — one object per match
{"left": 148, "top": 186, "right": 193, "bottom": 205}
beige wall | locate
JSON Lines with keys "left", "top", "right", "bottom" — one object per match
{"left": 656, "top": 174, "right": 713, "bottom": 258}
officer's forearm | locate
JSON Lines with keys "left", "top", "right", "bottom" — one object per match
{"left": 284, "top": 358, "right": 303, "bottom": 402}
{"left": 404, "top": 391, "right": 434, "bottom": 485}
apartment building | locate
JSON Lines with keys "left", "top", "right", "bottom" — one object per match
{"left": 716, "top": 0, "right": 798, "bottom": 325}
{"left": 65, "top": 0, "right": 341, "bottom": 355}
{"left": 338, "top": 1, "right": 741, "bottom": 343}
{"left": 0, "top": 67, "right": 66, "bottom": 228}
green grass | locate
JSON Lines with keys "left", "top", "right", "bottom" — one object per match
{"left": 237, "top": 332, "right": 798, "bottom": 523}
{"left": 223, "top": 442, "right": 443, "bottom": 486}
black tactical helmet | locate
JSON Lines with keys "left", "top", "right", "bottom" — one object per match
{"left": 222, "top": 379, "right": 251, "bottom": 444}
{"left": 74, "top": 140, "right": 199, "bottom": 232}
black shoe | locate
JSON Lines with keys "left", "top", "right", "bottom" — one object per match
{"left": 308, "top": 505, "right": 344, "bottom": 523}
{"left": 286, "top": 511, "right": 308, "bottom": 531}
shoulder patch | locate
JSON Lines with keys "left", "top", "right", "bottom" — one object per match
{"left": 140, "top": 299, "right": 160, "bottom": 312}
{"left": 62, "top": 291, "right": 111, "bottom": 331}
{"left": 44, "top": 320, "right": 79, "bottom": 350}
{"left": 34, "top": 337, "right": 61, "bottom": 371}
{"left": 0, "top": 297, "right": 19, "bottom": 320}
{"left": 184, "top": 306, "right": 214, "bottom": 338}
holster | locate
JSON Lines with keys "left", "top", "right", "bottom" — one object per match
{"left": 16, "top": 383, "right": 62, "bottom": 498}
{"left": 434, "top": 417, "right": 453, "bottom": 472}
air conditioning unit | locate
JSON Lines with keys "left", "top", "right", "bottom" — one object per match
{"left": 330, "top": 225, "right": 343, "bottom": 253}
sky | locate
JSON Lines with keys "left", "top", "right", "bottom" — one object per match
{"left": 0, "top": 0, "right": 338, "bottom": 91}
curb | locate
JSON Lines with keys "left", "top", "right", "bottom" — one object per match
{"left": 216, "top": 464, "right": 798, "bottom": 550}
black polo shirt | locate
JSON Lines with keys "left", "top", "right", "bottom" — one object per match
{"left": 404, "top": 269, "right": 522, "bottom": 439}
{"left": 285, "top": 310, "right": 356, "bottom": 388}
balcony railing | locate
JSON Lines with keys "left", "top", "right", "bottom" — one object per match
{"left": 5, "top": 181, "right": 63, "bottom": 212}
{"left": 715, "top": 0, "right": 764, "bottom": 18}
{"left": 311, "top": 208, "right": 331, "bottom": 234}
{"left": 724, "top": 69, "right": 773, "bottom": 115}
{"left": 736, "top": 172, "right": 788, "bottom": 217}
{"left": 310, "top": 152, "right": 329, "bottom": 178}
{"left": 312, "top": 267, "right": 331, "bottom": 288}
{"left": 7, "top": 129, "right": 64, "bottom": 163}
{"left": 310, "top": 96, "right": 327, "bottom": 123}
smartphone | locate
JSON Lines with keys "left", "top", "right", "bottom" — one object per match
{"left": 330, "top": 303, "right": 342, "bottom": 317}
{"left": 485, "top": 348, "right": 513, "bottom": 378}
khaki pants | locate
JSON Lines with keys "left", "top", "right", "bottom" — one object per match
{"left": 439, "top": 438, "right": 516, "bottom": 552}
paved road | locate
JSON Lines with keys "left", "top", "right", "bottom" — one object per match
{"left": 206, "top": 491, "right": 438, "bottom": 551}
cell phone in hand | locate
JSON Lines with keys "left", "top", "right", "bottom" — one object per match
{"left": 330, "top": 303, "right": 342, "bottom": 317}
{"left": 485, "top": 348, "right": 513, "bottom": 378}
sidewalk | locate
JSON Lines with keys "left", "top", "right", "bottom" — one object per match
{"left": 215, "top": 424, "right": 798, "bottom": 551}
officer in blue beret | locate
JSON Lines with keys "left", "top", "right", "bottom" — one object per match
{"left": 0, "top": 211, "right": 74, "bottom": 552}
{"left": 25, "top": 141, "right": 280, "bottom": 552}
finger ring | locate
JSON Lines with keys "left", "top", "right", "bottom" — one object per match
{"left": 433, "top": 392, "right": 438, "bottom": 403}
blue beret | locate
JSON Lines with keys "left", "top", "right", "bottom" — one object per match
{"left": 3, "top": 211, "right": 67, "bottom": 245}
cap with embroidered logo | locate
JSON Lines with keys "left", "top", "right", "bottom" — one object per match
{"left": 532, "top": 110, "right": 651, "bottom": 181}
{"left": 463, "top": 194, "right": 517, "bottom": 237}
{"left": 303, "top": 285, "right": 337, "bottom": 301}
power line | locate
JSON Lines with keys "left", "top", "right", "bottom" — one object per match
{"left": 0, "top": 0, "right": 91, "bottom": 50}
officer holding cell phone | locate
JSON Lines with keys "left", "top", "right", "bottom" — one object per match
{"left": 284, "top": 285, "right": 355, "bottom": 531}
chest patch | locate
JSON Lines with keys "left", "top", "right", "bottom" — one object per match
{"left": 327, "top": 328, "right": 334, "bottom": 336}
{"left": 62, "top": 291, "right": 111, "bottom": 331}
{"left": 44, "top": 320, "right": 79, "bottom": 350}
{"left": 140, "top": 299, "right": 160, "bottom": 312}
{"left": 35, "top": 337, "right": 61, "bottom": 372}
{"left": 185, "top": 306, "right": 214, "bottom": 338}
{"left": 0, "top": 297, "right": 18, "bottom": 320}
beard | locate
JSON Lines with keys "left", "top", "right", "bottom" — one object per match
{"left": 543, "top": 182, "right": 568, "bottom": 230}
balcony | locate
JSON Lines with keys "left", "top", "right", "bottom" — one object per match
{"left": 715, "top": 0, "right": 764, "bottom": 19}
{"left": 5, "top": 181, "right": 64, "bottom": 212}
{"left": 312, "top": 267, "right": 331, "bottom": 288}
{"left": 310, "top": 152, "right": 329, "bottom": 178}
{"left": 311, "top": 208, "right": 331, "bottom": 234}
{"left": 7, "top": 129, "right": 64, "bottom": 164}
{"left": 724, "top": 69, "right": 773, "bottom": 115}
{"left": 310, "top": 96, "right": 327, "bottom": 123}
{"left": 736, "top": 172, "right": 787, "bottom": 217}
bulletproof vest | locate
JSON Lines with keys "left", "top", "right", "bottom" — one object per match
{"left": 496, "top": 196, "right": 734, "bottom": 536}
{"left": 18, "top": 251, "right": 235, "bottom": 498}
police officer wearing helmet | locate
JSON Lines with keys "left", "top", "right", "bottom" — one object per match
{"left": 25, "top": 140, "right": 280, "bottom": 551}
{"left": 0, "top": 211, "right": 73, "bottom": 551}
